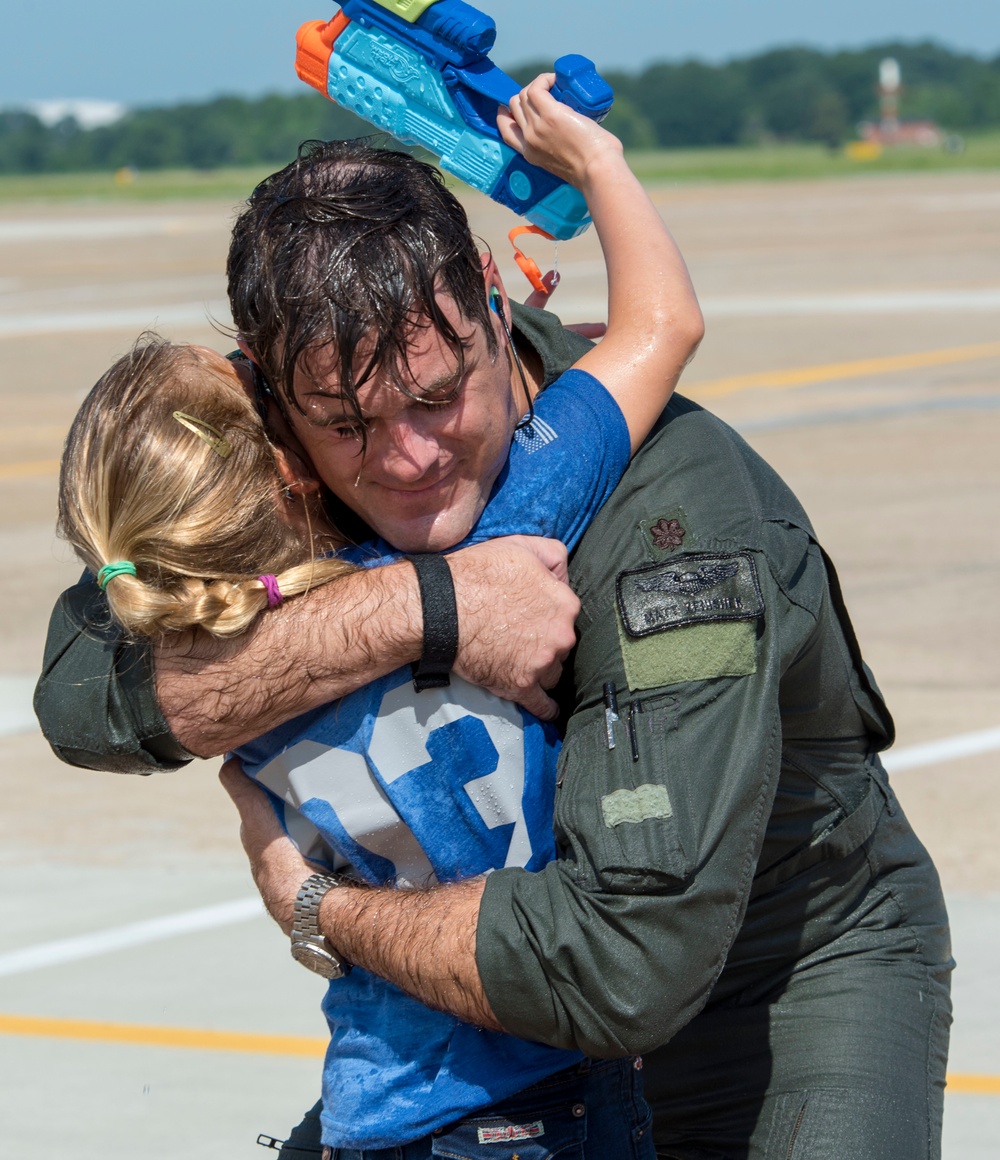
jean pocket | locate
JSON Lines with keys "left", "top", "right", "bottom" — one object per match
{"left": 631, "top": 1104, "right": 654, "bottom": 1160}
{"left": 431, "top": 1099, "right": 587, "bottom": 1160}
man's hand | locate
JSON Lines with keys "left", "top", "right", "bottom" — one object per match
{"left": 448, "top": 537, "right": 580, "bottom": 721}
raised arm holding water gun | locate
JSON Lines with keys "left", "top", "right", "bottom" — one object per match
{"left": 496, "top": 72, "right": 699, "bottom": 449}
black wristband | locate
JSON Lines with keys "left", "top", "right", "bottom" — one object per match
{"left": 407, "top": 553, "right": 459, "bottom": 692}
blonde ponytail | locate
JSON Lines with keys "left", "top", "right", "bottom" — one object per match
{"left": 59, "top": 336, "right": 356, "bottom": 638}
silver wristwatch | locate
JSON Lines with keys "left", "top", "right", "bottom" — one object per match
{"left": 290, "top": 873, "right": 350, "bottom": 980}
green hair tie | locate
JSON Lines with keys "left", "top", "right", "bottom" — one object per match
{"left": 98, "top": 561, "right": 138, "bottom": 590}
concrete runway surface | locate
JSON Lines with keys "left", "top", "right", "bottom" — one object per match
{"left": 0, "top": 170, "right": 997, "bottom": 1157}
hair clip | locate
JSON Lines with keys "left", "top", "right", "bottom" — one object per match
{"left": 173, "top": 411, "right": 233, "bottom": 459}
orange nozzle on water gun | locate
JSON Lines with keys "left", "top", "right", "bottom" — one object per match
{"left": 296, "top": 11, "right": 352, "bottom": 93}
{"left": 509, "top": 225, "right": 556, "bottom": 297}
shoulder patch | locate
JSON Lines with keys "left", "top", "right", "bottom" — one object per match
{"left": 617, "top": 551, "right": 764, "bottom": 639}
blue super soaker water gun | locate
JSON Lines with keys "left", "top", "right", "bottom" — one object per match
{"left": 295, "top": 0, "right": 614, "bottom": 243}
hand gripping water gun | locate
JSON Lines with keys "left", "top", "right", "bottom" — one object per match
{"left": 295, "top": 0, "right": 614, "bottom": 245}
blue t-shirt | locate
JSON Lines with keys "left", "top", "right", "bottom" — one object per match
{"left": 238, "top": 368, "right": 630, "bottom": 1149}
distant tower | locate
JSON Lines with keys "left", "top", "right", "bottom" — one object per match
{"left": 855, "top": 54, "right": 944, "bottom": 151}
{"left": 879, "top": 57, "right": 901, "bottom": 138}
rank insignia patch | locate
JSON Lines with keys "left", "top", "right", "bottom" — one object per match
{"left": 650, "top": 517, "right": 686, "bottom": 551}
{"left": 641, "top": 506, "right": 691, "bottom": 558}
{"left": 617, "top": 552, "right": 764, "bottom": 639}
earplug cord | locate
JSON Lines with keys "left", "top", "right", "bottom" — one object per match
{"left": 491, "top": 288, "right": 536, "bottom": 433}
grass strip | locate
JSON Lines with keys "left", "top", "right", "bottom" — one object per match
{"left": 2, "top": 132, "right": 998, "bottom": 203}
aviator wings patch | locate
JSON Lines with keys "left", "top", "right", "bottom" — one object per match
{"left": 633, "top": 560, "right": 740, "bottom": 597}
{"left": 617, "top": 552, "right": 764, "bottom": 638}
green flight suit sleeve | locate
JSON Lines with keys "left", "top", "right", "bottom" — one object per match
{"left": 34, "top": 575, "right": 192, "bottom": 773}
{"left": 476, "top": 554, "right": 797, "bottom": 1058}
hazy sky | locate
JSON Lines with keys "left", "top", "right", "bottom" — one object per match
{"left": 4, "top": 0, "right": 999, "bottom": 106}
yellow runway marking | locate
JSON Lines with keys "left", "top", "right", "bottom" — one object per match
{"left": 0, "top": 459, "right": 60, "bottom": 481}
{"left": 0, "top": 1013, "right": 325, "bottom": 1058}
{"left": 0, "top": 1014, "right": 997, "bottom": 1095}
{"left": 948, "top": 1073, "right": 1000, "bottom": 1096}
{"left": 689, "top": 341, "right": 1000, "bottom": 399}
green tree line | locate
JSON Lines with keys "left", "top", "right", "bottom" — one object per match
{"left": 0, "top": 93, "right": 366, "bottom": 174}
{"left": 2, "top": 40, "right": 999, "bottom": 174}
{"left": 594, "top": 41, "right": 1000, "bottom": 149}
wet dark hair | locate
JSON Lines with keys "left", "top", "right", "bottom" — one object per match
{"left": 227, "top": 138, "right": 497, "bottom": 442}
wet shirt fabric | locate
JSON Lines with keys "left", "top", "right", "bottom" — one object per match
{"left": 236, "top": 367, "right": 630, "bottom": 1150}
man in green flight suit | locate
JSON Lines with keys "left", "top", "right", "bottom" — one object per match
{"left": 36, "top": 144, "right": 951, "bottom": 1158}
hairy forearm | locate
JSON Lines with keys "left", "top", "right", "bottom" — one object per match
{"left": 320, "top": 878, "right": 502, "bottom": 1031}
{"left": 155, "top": 538, "right": 578, "bottom": 755}
{"left": 156, "top": 562, "right": 421, "bottom": 756}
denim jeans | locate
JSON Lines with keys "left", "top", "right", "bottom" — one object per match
{"left": 278, "top": 1057, "right": 654, "bottom": 1160}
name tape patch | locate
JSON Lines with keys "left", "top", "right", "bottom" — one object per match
{"left": 477, "top": 1121, "right": 545, "bottom": 1144}
{"left": 617, "top": 551, "right": 763, "bottom": 639}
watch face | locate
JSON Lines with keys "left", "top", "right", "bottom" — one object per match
{"left": 291, "top": 940, "right": 345, "bottom": 980}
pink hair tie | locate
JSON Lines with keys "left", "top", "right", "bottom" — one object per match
{"left": 259, "top": 574, "right": 284, "bottom": 609}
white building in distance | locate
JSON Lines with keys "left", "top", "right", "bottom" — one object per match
{"left": 21, "top": 99, "right": 127, "bottom": 129}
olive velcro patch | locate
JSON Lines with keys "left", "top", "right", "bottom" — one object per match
{"left": 617, "top": 551, "right": 764, "bottom": 639}
{"left": 602, "top": 784, "right": 674, "bottom": 828}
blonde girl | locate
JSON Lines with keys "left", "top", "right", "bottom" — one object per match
{"left": 58, "top": 336, "right": 354, "bottom": 639}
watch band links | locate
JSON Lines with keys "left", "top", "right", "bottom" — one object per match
{"left": 290, "top": 873, "right": 350, "bottom": 979}
{"left": 293, "top": 873, "right": 342, "bottom": 938}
